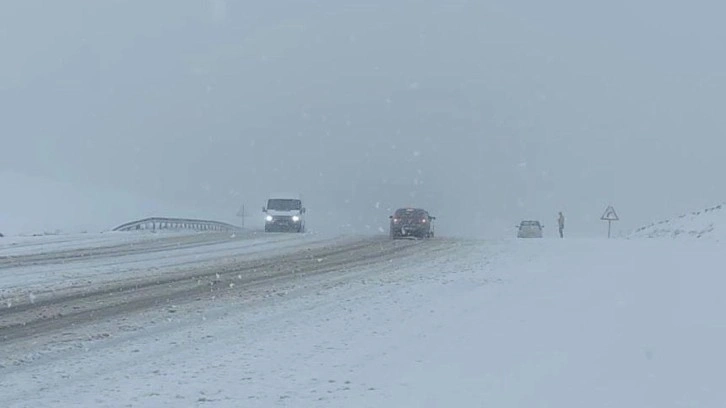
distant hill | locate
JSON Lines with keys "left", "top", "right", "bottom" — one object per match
{"left": 630, "top": 204, "right": 725, "bottom": 240}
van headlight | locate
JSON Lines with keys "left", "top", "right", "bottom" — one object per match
{"left": 265, "top": 215, "right": 273, "bottom": 222}
{"left": 292, "top": 215, "right": 300, "bottom": 222}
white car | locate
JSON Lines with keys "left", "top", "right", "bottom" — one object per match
{"left": 517, "top": 220, "right": 544, "bottom": 238}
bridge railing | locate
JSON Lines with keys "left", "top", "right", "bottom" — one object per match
{"left": 112, "top": 217, "right": 242, "bottom": 233}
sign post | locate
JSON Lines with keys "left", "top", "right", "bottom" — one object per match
{"left": 600, "top": 205, "right": 619, "bottom": 238}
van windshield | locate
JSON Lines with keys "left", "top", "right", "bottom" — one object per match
{"left": 395, "top": 209, "right": 426, "bottom": 219}
{"left": 267, "top": 199, "right": 301, "bottom": 211}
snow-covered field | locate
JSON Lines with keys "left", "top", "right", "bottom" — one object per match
{"left": 2, "top": 227, "right": 724, "bottom": 407}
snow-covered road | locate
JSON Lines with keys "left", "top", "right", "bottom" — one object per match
{"left": 0, "top": 230, "right": 427, "bottom": 345}
{"left": 0, "top": 230, "right": 359, "bottom": 302}
{"left": 1, "top": 233, "right": 724, "bottom": 407}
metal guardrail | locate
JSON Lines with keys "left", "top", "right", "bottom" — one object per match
{"left": 112, "top": 217, "right": 242, "bottom": 233}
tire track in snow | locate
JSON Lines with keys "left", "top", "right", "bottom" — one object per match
{"left": 0, "top": 231, "right": 282, "bottom": 269}
{"left": 0, "top": 236, "right": 427, "bottom": 345}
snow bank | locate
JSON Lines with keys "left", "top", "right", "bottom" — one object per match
{"left": 0, "top": 230, "right": 181, "bottom": 257}
{"left": 630, "top": 203, "right": 726, "bottom": 241}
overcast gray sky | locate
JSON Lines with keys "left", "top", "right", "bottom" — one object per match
{"left": 2, "top": 0, "right": 725, "bottom": 236}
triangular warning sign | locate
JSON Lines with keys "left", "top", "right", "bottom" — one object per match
{"left": 601, "top": 205, "right": 619, "bottom": 221}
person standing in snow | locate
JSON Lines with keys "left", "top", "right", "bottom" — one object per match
{"left": 557, "top": 212, "right": 565, "bottom": 238}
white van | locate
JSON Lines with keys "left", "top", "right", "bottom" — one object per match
{"left": 262, "top": 193, "right": 306, "bottom": 233}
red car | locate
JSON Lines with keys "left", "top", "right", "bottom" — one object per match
{"left": 389, "top": 208, "right": 436, "bottom": 239}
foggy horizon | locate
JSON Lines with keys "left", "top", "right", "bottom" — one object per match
{"left": 2, "top": 0, "right": 725, "bottom": 237}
